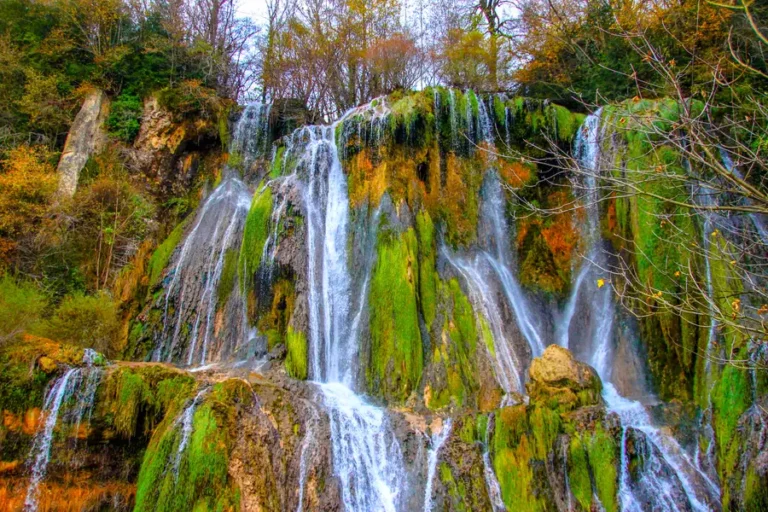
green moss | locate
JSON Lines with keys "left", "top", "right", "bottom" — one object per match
{"left": 529, "top": 406, "right": 561, "bottom": 460}
{"left": 547, "top": 104, "right": 584, "bottom": 142}
{"left": 416, "top": 209, "right": 437, "bottom": 328}
{"left": 239, "top": 184, "right": 273, "bottom": 292}
{"left": 568, "top": 435, "right": 592, "bottom": 510}
{"left": 217, "top": 249, "right": 238, "bottom": 307}
{"left": 285, "top": 327, "right": 308, "bottom": 380}
{"left": 478, "top": 316, "right": 495, "bottom": 357}
{"left": 101, "top": 365, "right": 196, "bottom": 439}
{"left": 586, "top": 424, "right": 618, "bottom": 512}
{"left": 148, "top": 220, "right": 187, "bottom": 287}
{"left": 134, "top": 382, "right": 244, "bottom": 512}
{"left": 367, "top": 227, "right": 423, "bottom": 403}
{"left": 270, "top": 146, "right": 285, "bottom": 179}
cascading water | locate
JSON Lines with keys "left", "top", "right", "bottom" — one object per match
{"left": 153, "top": 105, "right": 272, "bottom": 366}
{"left": 231, "top": 103, "right": 272, "bottom": 171}
{"left": 24, "top": 352, "right": 103, "bottom": 512}
{"left": 291, "top": 115, "right": 407, "bottom": 512}
{"left": 482, "top": 413, "right": 507, "bottom": 512}
{"left": 173, "top": 388, "right": 209, "bottom": 476}
{"left": 567, "top": 111, "right": 722, "bottom": 511}
{"left": 423, "top": 418, "right": 453, "bottom": 512}
{"left": 442, "top": 170, "right": 546, "bottom": 399}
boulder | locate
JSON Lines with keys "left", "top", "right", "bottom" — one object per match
{"left": 56, "top": 89, "right": 109, "bottom": 197}
{"left": 527, "top": 345, "right": 602, "bottom": 410}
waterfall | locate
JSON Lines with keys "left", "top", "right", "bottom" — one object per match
{"left": 231, "top": 103, "right": 272, "bottom": 171}
{"left": 482, "top": 413, "right": 507, "bottom": 512}
{"left": 24, "top": 352, "right": 103, "bottom": 512}
{"left": 295, "top": 405, "right": 320, "bottom": 512}
{"left": 442, "top": 170, "right": 545, "bottom": 399}
{"left": 720, "top": 149, "right": 768, "bottom": 241}
{"left": 567, "top": 111, "right": 722, "bottom": 511}
{"left": 296, "top": 125, "right": 353, "bottom": 385}
{"left": 423, "top": 418, "right": 453, "bottom": 512}
{"left": 320, "top": 382, "right": 405, "bottom": 512}
{"left": 153, "top": 105, "right": 272, "bottom": 366}
{"left": 155, "top": 176, "right": 253, "bottom": 365}
{"left": 290, "top": 113, "right": 407, "bottom": 511}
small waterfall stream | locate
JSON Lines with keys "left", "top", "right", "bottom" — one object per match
{"left": 173, "top": 388, "right": 209, "bottom": 477}
{"left": 568, "top": 111, "right": 722, "bottom": 512}
{"left": 423, "top": 418, "right": 453, "bottom": 512}
{"left": 482, "top": 413, "right": 507, "bottom": 512}
{"left": 24, "top": 351, "right": 103, "bottom": 512}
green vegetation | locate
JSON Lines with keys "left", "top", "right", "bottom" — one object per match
{"left": 107, "top": 93, "right": 143, "bottom": 143}
{"left": 42, "top": 292, "right": 121, "bottom": 355}
{"left": 147, "top": 220, "right": 187, "bottom": 287}
{"left": 367, "top": 227, "right": 423, "bottom": 403}
{"left": 285, "top": 327, "right": 308, "bottom": 380}
{"left": 239, "top": 184, "right": 273, "bottom": 292}
{"left": 134, "top": 380, "right": 252, "bottom": 512}
{"left": 0, "top": 275, "right": 47, "bottom": 343}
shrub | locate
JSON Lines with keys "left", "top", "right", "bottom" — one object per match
{"left": 107, "top": 93, "right": 143, "bottom": 143}
{"left": 0, "top": 145, "right": 57, "bottom": 263}
{"left": 0, "top": 275, "right": 48, "bottom": 343}
{"left": 157, "top": 80, "right": 222, "bottom": 121}
{"left": 43, "top": 292, "right": 121, "bottom": 355}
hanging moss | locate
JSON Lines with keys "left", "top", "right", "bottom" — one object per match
{"left": 270, "top": 146, "right": 285, "bottom": 179}
{"left": 239, "top": 184, "right": 273, "bottom": 292}
{"left": 285, "top": 327, "right": 307, "bottom": 380}
{"left": 217, "top": 249, "right": 239, "bottom": 307}
{"left": 426, "top": 278, "right": 480, "bottom": 410}
{"left": 367, "top": 227, "right": 423, "bottom": 403}
{"left": 100, "top": 365, "right": 196, "bottom": 439}
{"left": 256, "top": 279, "right": 295, "bottom": 351}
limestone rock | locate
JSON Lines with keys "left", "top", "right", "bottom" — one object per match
{"left": 527, "top": 345, "right": 602, "bottom": 410}
{"left": 129, "top": 96, "right": 220, "bottom": 197}
{"left": 56, "top": 89, "right": 109, "bottom": 197}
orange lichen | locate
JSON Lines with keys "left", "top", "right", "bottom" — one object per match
{"left": 0, "top": 477, "right": 136, "bottom": 512}
{"left": 497, "top": 159, "right": 534, "bottom": 189}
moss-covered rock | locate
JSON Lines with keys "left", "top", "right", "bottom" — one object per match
{"left": 367, "top": 227, "right": 423, "bottom": 403}
{"left": 527, "top": 345, "right": 603, "bottom": 412}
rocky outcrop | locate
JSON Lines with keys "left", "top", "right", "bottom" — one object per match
{"left": 129, "top": 96, "right": 222, "bottom": 198}
{"left": 56, "top": 89, "right": 109, "bottom": 197}
{"left": 527, "top": 345, "right": 603, "bottom": 411}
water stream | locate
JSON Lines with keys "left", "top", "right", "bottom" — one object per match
{"left": 568, "top": 111, "right": 722, "bottom": 511}
{"left": 153, "top": 104, "right": 272, "bottom": 366}
{"left": 423, "top": 418, "right": 453, "bottom": 512}
{"left": 24, "top": 352, "right": 103, "bottom": 512}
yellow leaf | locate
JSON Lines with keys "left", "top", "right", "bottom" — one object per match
{"left": 596, "top": 279, "right": 605, "bottom": 289}
{"left": 674, "top": 271, "right": 681, "bottom": 277}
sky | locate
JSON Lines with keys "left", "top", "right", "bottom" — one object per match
{"left": 237, "top": 0, "right": 269, "bottom": 23}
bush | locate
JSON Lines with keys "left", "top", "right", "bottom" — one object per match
{"left": 0, "top": 145, "right": 57, "bottom": 263}
{"left": 0, "top": 275, "right": 48, "bottom": 343}
{"left": 43, "top": 292, "right": 121, "bottom": 355}
{"left": 157, "top": 80, "right": 222, "bottom": 121}
{"left": 107, "top": 93, "right": 143, "bottom": 143}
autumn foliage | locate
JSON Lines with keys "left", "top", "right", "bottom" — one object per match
{"left": 0, "top": 146, "right": 57, "bottom": 264}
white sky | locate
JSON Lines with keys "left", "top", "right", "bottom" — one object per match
{"left": 237, "top": 0, "right": 270, "bottom": 23}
